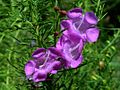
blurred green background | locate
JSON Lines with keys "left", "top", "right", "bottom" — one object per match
{"left": 0, "top": 0, "right": 120, "bottom": 90}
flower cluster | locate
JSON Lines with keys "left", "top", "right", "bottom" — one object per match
{"left": 24, "top": 8, "right": 100, "bottom": 82}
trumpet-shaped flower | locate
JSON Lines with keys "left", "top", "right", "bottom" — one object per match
{"left": 61, "top": 8, "right": 100, "bottom": 43}
{"left": 56, "top": 33, "right": 84, "bottom": 68}
{"left": 24, "top": 47, "right": 62, "bottom": 82}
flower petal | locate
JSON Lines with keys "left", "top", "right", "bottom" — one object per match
{"left": 70, "top": 55, "right": 83, "bottom": 68}
{"left": 48, "top": 47, "right": 62, "bottom": 57}
{"left": 33, "top": 70, "right": 47, "bottom": 82}
{"left": 32, "top": 48, "right": 45, "bottom": 59}
{"left": 63, "top": 40, "right": 72, "bottom": 60}
{"left": 56, "top": 37, "right": 63, "bottom": 50}
{"left": 24, "top": 60, "right": 36, "bottom": 76}
{"left": 45, "top": 61, "right": 61, "bottom": 73}
{"left": 50, "top": 61, "right": 61, "bottom": 74}
{"left": 50, "top": 70, "right": 57, "bottom": 74}
{"left": 61, "top": 20, "right": 73, "bottom": 30}
{"left": 67, "top": 8, "right": 82, "bottom": 19}
{"left": 84, "top": 12, "right": 98, "bottom": 25}
{"left": 86, "top": 28, "right": 100, "bottom": 42}
{"left": 63, "top": 29, "right": 82, "bottom": 44}
{"left": 56, "top": 35, "right": 67, "bottom": 51}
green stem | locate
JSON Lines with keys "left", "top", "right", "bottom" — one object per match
{"left": 6, "top": 30, "right": 20, "bottom": 85}
{"left": 36, "top": 25, "right": 41, "bottom": 47}
{"left": 54, "top": 1, "right": 59, "bottom": 46}
{"left": 6, "top": 52, "right": 11, "bottom": 85}
{"left": 100, "top": 30, "right": 120, "bottom": 54}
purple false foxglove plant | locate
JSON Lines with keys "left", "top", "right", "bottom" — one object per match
{"left": 25, "top": 47, "right": 62, "bottom": 82}
{"left": 24, "top": 7, "right": 100, "bottom": 84}
{"left": 56, "top": 33, "right": 84, "bottom": 69}
{"left": 61, "top": 8, "right": 100, "bottom": 43}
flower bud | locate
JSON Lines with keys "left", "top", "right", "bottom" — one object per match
{"left": 99, "top": 61, "right": 105, "bottom": 70}
{"left": 54, "top": 6, "right": 60, "bottom": 11}
{"left": 54, "top": 32, "right": 59, "bottom": 36}
{"left": 59, "top": 10, "right": 67, "bottom": 16}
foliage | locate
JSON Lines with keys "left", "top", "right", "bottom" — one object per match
{"left": 0, "top": 0, "right": 120, "bottom": 90}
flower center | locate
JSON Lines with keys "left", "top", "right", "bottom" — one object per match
{"left": 77, "top": 16, "right": 84, "bottom": 30}
{"left": 69, "top": 43, "right": 80, "bottom": 60}
{"left": 73, "top": 15, "right": 85, "bottom": 34}
{"left": 39, "top": 51, "right": 50, "bottom": 69}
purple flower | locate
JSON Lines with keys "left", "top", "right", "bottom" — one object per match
{"left": 56, "top": 33, "right": 84, "bottom": 68}
{"left": 61, "top": 8, "right": 100, "bottom": 43}
{"left": 67, "top": 8, "right": 82, "bottom": 19}
{"left": 24, "top": 47, "right": 62, "bottom": 82}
